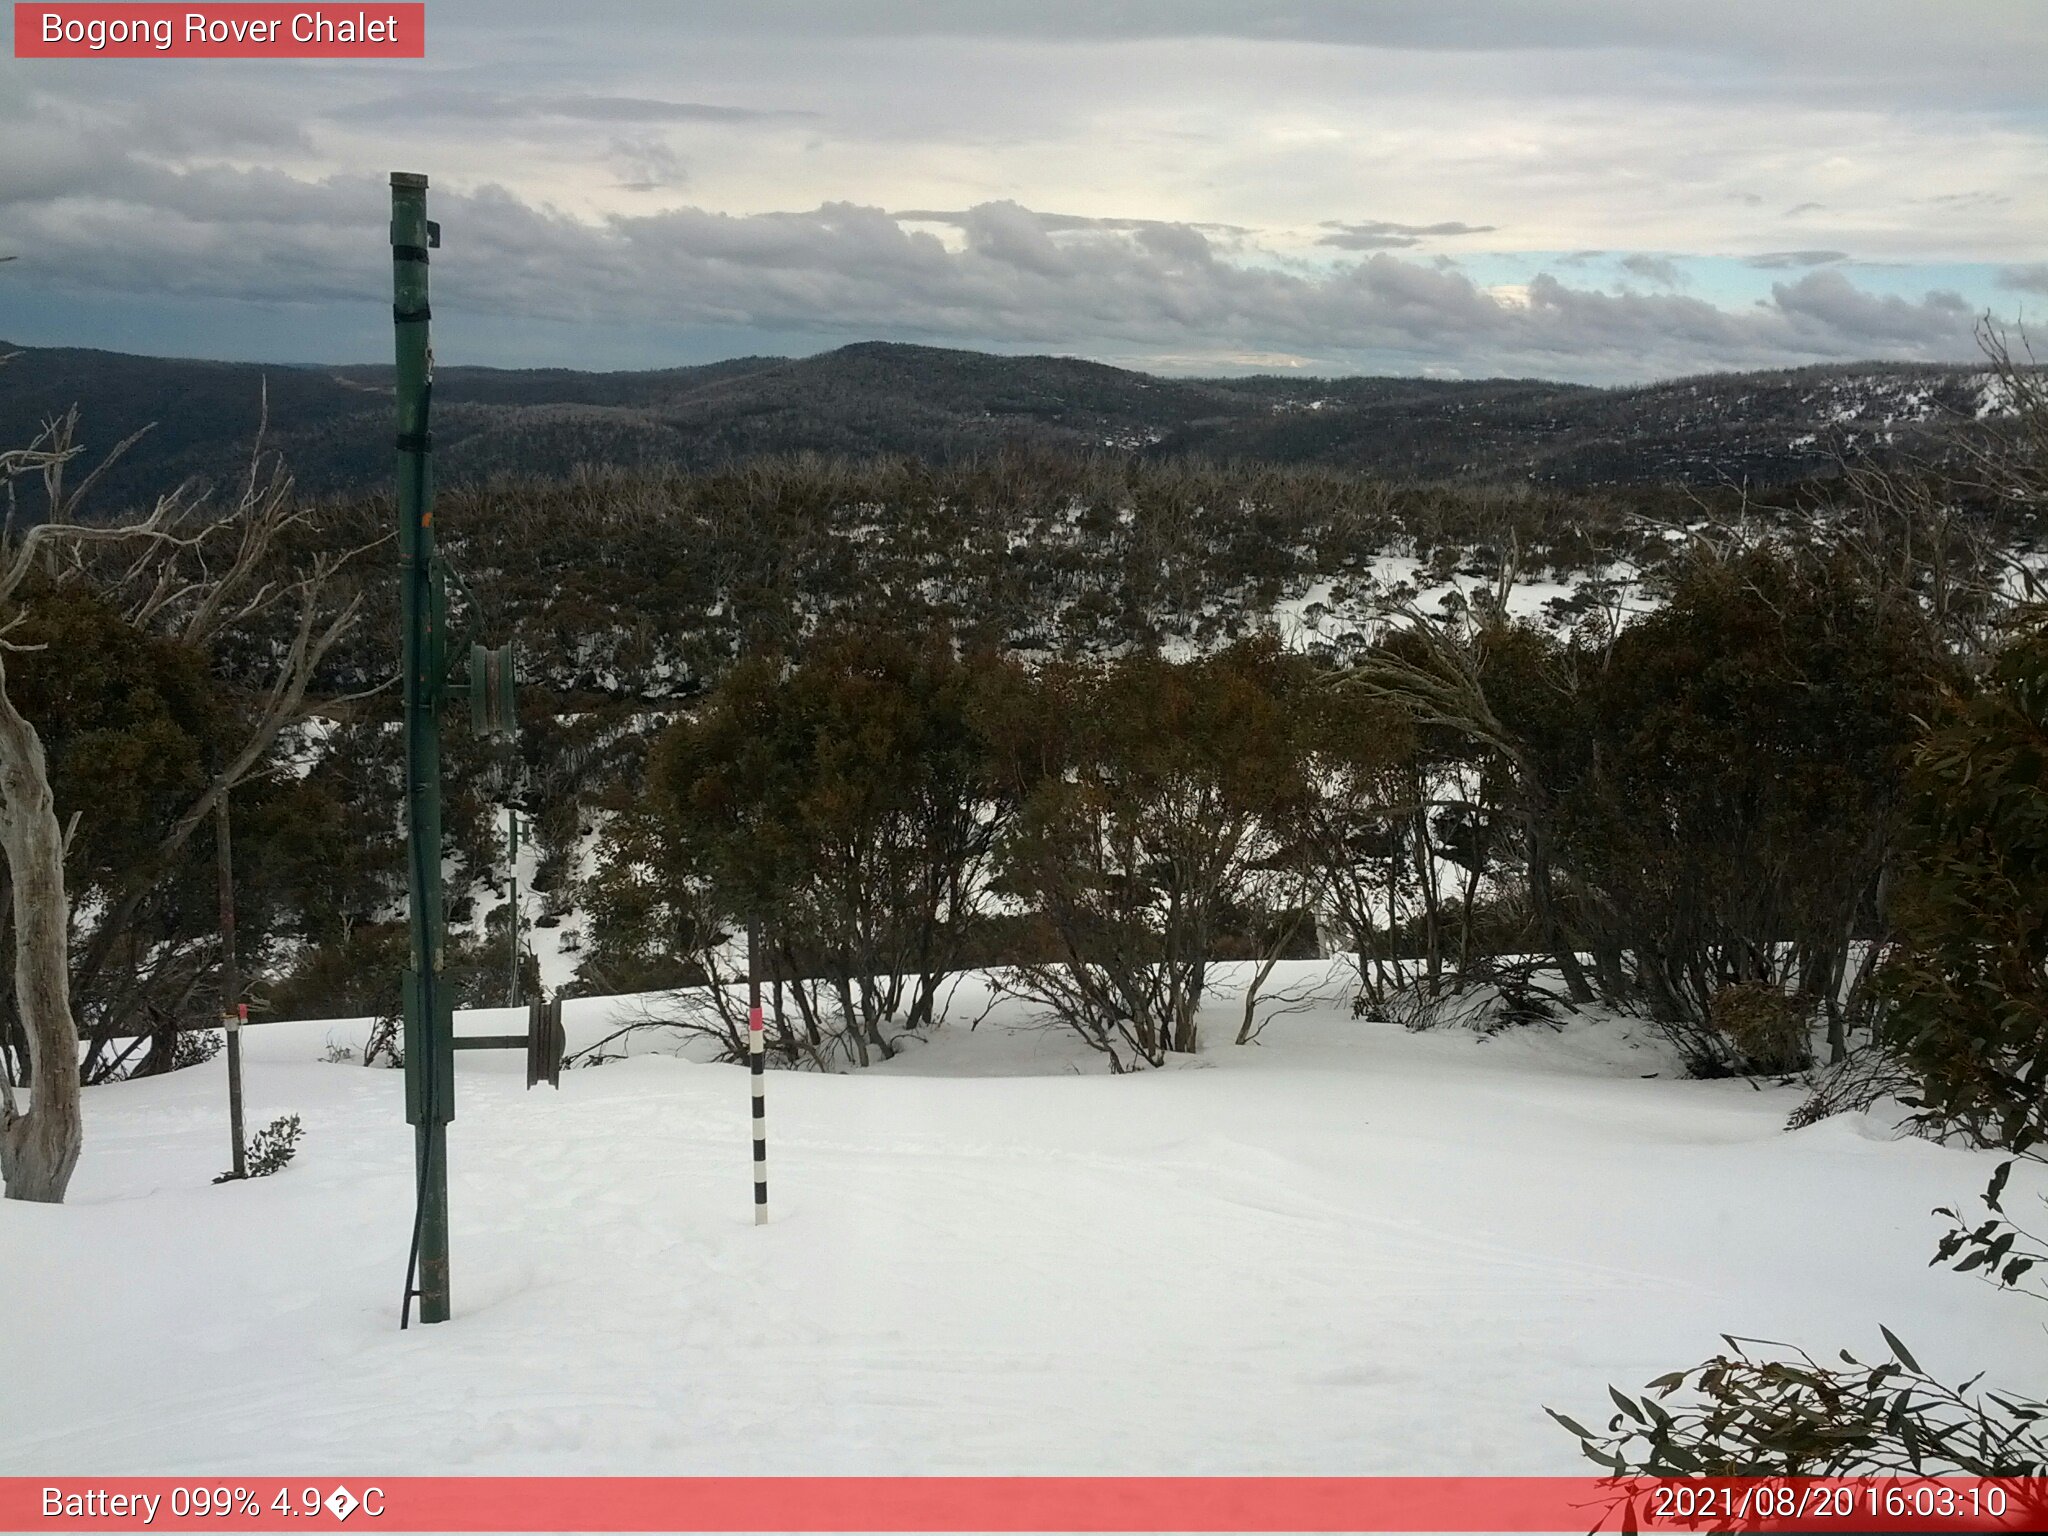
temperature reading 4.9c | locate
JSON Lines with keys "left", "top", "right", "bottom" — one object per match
{"left": 157, "top": 1484, "right": 385, "bottom": 1520}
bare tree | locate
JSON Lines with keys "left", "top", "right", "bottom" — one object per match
{"left": 0, "top": 398, "right": 374, "bottom": 1201}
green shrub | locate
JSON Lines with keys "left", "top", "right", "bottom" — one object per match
{"left": 1710, "top": 981, "right": 1812, "bottom": 1075}
{"left": 1882, "top": 620, "right": 2048, "bottom": 1155}
{"left": 1550, "top": 1331, "right": 2048, "bottom": 1491}
{"left": 215, "top": 1114, "right": 303, "bottom": 1183}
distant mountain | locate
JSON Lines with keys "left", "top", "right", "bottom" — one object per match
{"left": 0, "top": 338, "right": 2012, "bottom": 512}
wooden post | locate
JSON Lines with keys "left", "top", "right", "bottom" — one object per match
{"left": 217, "top": 796, "right": 246, "bottom": 1181}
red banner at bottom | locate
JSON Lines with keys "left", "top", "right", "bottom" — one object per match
{"left": 6, "top": 1476, "right": 2046, "bottom": 1533}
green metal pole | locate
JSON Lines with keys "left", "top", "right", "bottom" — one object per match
{"left": 392, "top": 171, "right": 452, "bottom": 1326}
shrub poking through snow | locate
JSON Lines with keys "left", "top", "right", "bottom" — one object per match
{"left": 1710, "top": 982, "right": 1812, "bottom": 1075}
{"left": 215, "top": 1114, "right": 303, "bottom": 1183}
{"left": 1550, "top": 1331, "right": 2048, "bottom": 1506}
{"left": 362, "top": 1011, "right": 403, "bottom": 1069}
{"left": 173, "top": 1029, "right": 224, "bottom": 1071}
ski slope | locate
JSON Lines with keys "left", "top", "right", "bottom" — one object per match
{"left": 1, "top": 967, "right": 2031, "bottom": 1477}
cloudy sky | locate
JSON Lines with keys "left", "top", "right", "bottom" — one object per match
{"left": 2, "top": 0, "right": 2043, "bottom": 381}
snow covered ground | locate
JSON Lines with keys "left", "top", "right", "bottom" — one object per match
{"left": 2, "top": 965, "right": 2032, "bottom": 1478}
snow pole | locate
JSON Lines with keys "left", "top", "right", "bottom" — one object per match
{"left": 747, "top": 918, "right": 767, "bottom": 1224}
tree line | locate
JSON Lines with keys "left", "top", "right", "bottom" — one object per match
{"left": 571, "top": 485, "right": 2037, "bottom": 1096}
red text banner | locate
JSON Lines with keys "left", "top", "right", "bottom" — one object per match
{"left": 14, "top": 4, "right": 425, "bottom": 58}
{"left": 5, "top": 1476, "right": 2047, "bottom": 1533}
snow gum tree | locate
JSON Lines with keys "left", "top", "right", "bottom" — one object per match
{"left": 1352, "top": 547, "right": 1950, "bottom": 1070}
{"left": 1558, "top": 547, "right": 1946, "bottom": 1068}
{"left": 984, "top": 638, "right": 1316, "bottom": 1068}
{"left": 644, "top": 626, "right": 1009, "bottom": 1068}
{"left": 1884, "top": 618, "right": 2048, "bottom": 1153}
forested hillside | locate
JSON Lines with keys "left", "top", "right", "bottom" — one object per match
{"left": 0, "top": 338, "right": 2015, "bottom": 512}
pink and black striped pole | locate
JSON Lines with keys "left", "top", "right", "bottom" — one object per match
{"left": 747, "top": 919, "right": 767, "bottom": 1225}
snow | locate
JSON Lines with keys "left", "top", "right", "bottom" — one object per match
{"left": 1, "top": 964, "right": 2031, "bottom": 1477}
{"left": 1267, "top": 558, "right": 1652, "bottom": 654}
{"left": 1979, "top": 373, "right": 2017, "bottom": 420}
{"left": 457, "top": 810, "right": 609, "bottom": 996}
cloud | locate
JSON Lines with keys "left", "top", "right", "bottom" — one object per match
{"left": 895, "top": 208, "right": 1251, "bottom": 236}
{"left": 0, "top": 159, "right": 1993, "bottom": 382}
{"left": 1997, "top": 264, "right": 2048, "bottom": 295}
{"left": 5, "top": 0, "right": 2036, "bottom": 333}
{"left": 633, "top": 0, "right": 2048, "bottom": 101}
{"left": 327, "top": 91, "right": 812, "bottom": 126}
{"left": 609, "top": 137, "right": 688, "bottom": 192}
{"left": 1617, "top": 254, "right": 1685, "bottom": 287}
{"left": 1318, "top": 219, "right": 1497, "bottom": 251}
{"left": 1768, "top": 268, "right": 1971, "bottom": 346}
{"left": 1746, "top": 250, "right": 1849, "bottom": 269}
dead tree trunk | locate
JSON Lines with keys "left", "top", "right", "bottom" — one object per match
{"left": 0, "top": 679, "right": 81, "bottom": 1202}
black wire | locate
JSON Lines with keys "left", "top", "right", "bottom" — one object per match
{"left": 399, "top": 1124, "right": 431, "bottom": 1329}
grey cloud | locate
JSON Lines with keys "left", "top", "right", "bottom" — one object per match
{"left": 1318, "top": 219, "right": 1496, "bottom": 251}
{"left": 1769, "top": 269, "right": 1971, "bottom": 346}
{"left": 1784, "top": 202, "right": 1827, "bottom": 216}
{"left": 1997, "top": 265, "right": 2048, "bottom": 295}
{"left": 328, "top": 91, "right": 810, "bottom": 125}
{"left": 510, "top": 2, "right": 2048, "bottom": 120}
{"left": 1746, "top": 250, "right": 1849, "bottom": 269}
{"left": 955, "top": 201, "right": 1073, "bottom": 278}
{"left": 1618, "top": 254, "right": 1685, "bottom": 287}
{"left": 572, "top": 0, "right": 2046, "bottom": 67}
{"left": 122, "top": 93, "right": 315, "bottom": 157}
{"left": 2, "top": 159, "right": 1992, "bottom": 383}
{"left": 897, "top": 208, "right": 1250, "bottom": 236}
{"left": 609, "top": 137, "right": 688, "bottom": 192}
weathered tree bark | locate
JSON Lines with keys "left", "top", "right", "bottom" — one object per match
{"left": 0, "top": 677, "right": 81, "bottom": 1203}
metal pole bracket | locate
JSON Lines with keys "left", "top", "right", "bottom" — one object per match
{"left": 525, "top": 996, "right": 565, "bottom": 1090}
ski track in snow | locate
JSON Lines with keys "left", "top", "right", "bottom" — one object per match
{"left": 1, "top": 966, "right": 2031, "bottom": 1476}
